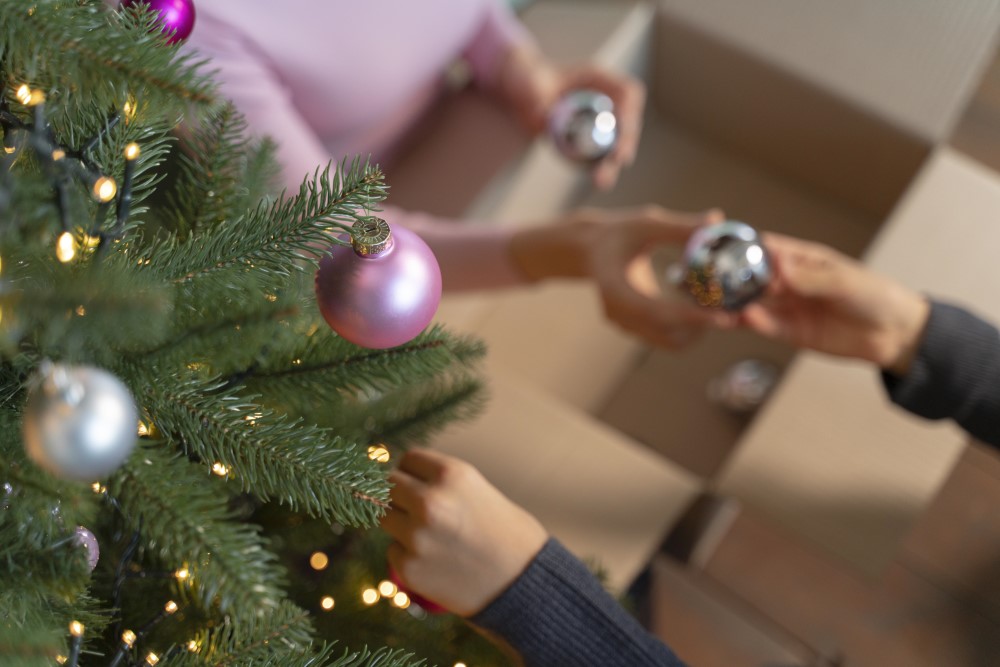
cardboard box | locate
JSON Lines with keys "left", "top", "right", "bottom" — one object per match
{"left": 388, "top": 0, "right": 1000, "bottom": 584}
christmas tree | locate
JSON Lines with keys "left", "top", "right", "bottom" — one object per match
{"left": 0, "top": 2, "right": 505, "bottom": 665}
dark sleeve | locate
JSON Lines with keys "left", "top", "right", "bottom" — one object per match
{"left": 882, "top": 300, "right": 1000, "bottom": 447}
{"left": 471, "top": 538, "right": 687, "bottom": 667}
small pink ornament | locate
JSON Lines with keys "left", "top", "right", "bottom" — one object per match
{"left": 120, "top": 0, "right": 196, "bottom": 44}
{"left": 316, "top": 218, "right": 441, "bottom": 349}
{"left": 74, "top": 526, "right": 100, "bottom": 572}
{"left": 389, "top": 565, "right": 447, "bottom": 614}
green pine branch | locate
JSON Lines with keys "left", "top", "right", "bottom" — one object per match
{"left": 165, "top": 103, "right": 278, "bottom": 238}
{"left": 138, "top": 368, "right": 391, "bottom": 527}
{"left": 106, "top": 445, "right": 286, "bottom": 614}
{"left": 155, "top": 158, "right": 387, "bottom": 283}
{"left": 362, "top": 376, "right": 487, "bottom": 447}
{"left": 0, "top": 1, "right": 217, "bottom": 124}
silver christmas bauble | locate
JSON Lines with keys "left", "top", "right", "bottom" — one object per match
{"left": 74, "top": 525, "right": 100, "bottom": 572}
{"left": 23, "top": 362, "right": 138, "bottom": 481}
{"left": 680, "top": 220, "right": 771, "bottom": 310}
{"left": 548, "top": 89, "right": 618, "bottom": 162}
{"left": 707, "top": 359, "right": 779, "bottom": 414}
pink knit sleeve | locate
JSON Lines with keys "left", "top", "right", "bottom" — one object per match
{"left": 194, "top": 14, "right": 530, "bottom": 292}
{"left": 462, "top": 0, "right": 534, "bottom": 87}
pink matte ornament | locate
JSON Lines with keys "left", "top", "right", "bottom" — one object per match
{"left": 389, "top": 565, "right": 447, "bottom": 614}
{"left": 120, "top": 0, "right": 196, "bottom": 44}
{"left": 316, "top": 218, "right": 441, "bottom": 349}
{"left": 74, "top": 526, "right": 100, "bottom": 572}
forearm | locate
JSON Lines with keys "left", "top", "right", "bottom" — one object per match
{"left": 882, "top": 300, "right": 1000, "bottom": 447}
{"left": 471, "top": 539, "right": 688, "bottom": 667}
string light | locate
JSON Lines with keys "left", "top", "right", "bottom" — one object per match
{"left": 124, "top": 143, "right": 141, "bottom": 161}
{"left": 377, "top": 580, "right": 397, "bottom": 598}
{"left": 367, "top": 445, "right": 390, "bottom": 463}
{"left": 392, "top": 591, "right": 410, "bottom": 609}
{"left": 145, "top": 653, "right": 160, "bottom": 666}
{"left": 56, "top": 232, "right": 77, "bottom": 263}
{"left": 320, "top": 596, "right": 335, "bottom": 611}
{"left": 92, "top": 176, "right": 117, "bottom": 203}
{"left": 74, "top": 305, "right": 85, "bottom": 317}
{"left": 68, "top": 621, "right": 84, "bottom": 637}
{"left": 361, "top": 588, "right": 380, "bottom": 605}
{"left": 137, "top": 421, "right": 150, "bottom": 437}
{"left": 455, "top": 663, "right": 468, "bottom": 667}
{"left": 174, "top": 566, "right": 191, "bottom": 581}
{"left": 55, "top": 656, "right": 67, "bottom": 665}
{"left": 82, "top": 234, "right": 101, "bottom": 250}
{"left": 51, "top": 148, "right": 65, "bottom": 161}
{"left": 164, "top": 600, "right": 178, "bottom": 614}
{"left": 211, "top": 462, "right": 229, "bottom": 477}
{"left": 121, "top": 630, "right": 137, "bottom": 648}
{"left": 186, "top": 640, "right": 200, "bottom": 653}
{"left": 123, "top": 95, "right": 137, "bottom": 122}
{"left": 309, "top": 551, "right": 329, "bottom": 571}
{"left": 15, "top": 84, "right": 31, "bottom": 105}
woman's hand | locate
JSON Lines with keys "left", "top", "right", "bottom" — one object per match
{"left": 380, "top": 448, "right": 549, "bottom": 617}
{"left": 496, "top": 43, "right": 646, "bottom": 190}
{"left": 510, "top": 205, "right": 737, "bottom": 349}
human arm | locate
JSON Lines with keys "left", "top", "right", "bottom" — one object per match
{"left": 466, "top": 1, "right": 646, "bottom": 190}
{"left": 380, "top": 448, "right": 688, "bottom": 667}
{"left": 740, "top": 234, "right": 1000, "bottom": 446}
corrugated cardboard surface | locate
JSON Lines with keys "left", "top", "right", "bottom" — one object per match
{"left": 718, "top": 149, "right": 1000, "bottom": 575}
{"left": 656, "top": 0, "right": 1000, "bottom": 141}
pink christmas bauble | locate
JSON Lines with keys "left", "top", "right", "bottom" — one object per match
{"left": 120, "top": 0, "right": 196, "bottom": 44}
{"left": 389, "top": 565, "right": 447, "bottom": 614}
{"left": 316, "top": 218, "right": 441, "bottom": 349}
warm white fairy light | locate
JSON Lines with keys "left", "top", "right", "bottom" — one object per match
{"left": 212, "top": 462, "right": 229, "bottom": 476}
{"left": 124, "top": 142, "right": 141, "bottom": 161}
{"left": 361, "top": 588, "right": 380, "bottom": 605}
{"left": 309, "top": 551, "right": 329, "bottom": 571}
{"left": 56, "top": 232, "right": 77, "bottom": 263}
{"left": 75, "top": 305, "right": 85, "bottom": 317}
{"left": 55, "top": 656, "right": 67, "bottom": 665}
{"left": 122, "top": 630, "right": 137, "bottom": 648}
{"left": 367, "top": 445, "right": 390, "bottom": 463}
{"left": 15, "top": 84, "right": 31, "bottom": 105}
{"left": 123, "top": 95, "right": 137, "bottom": 121}
{"left": 51, "top": 148, "right": 65, "bottom": 161}
{"left": 175, "top": 566, "right": 191, "bottom": 581}
{"left": 186, "top": 640, "right": 200, "bottom": 653}
{"left": 68, "top": 621, "right": 84, "bottom": 637}
{"left": 392, "top": 591, "right": 410, "bottom": 609}
{"left": 92, "top": 176, "right": 117, "bottom": 203}
{"left": 454, "top": 663, "right": 468, "bottom": 667}
{"left": 137, "top": 421, "right": 150, "bottom": 437}
{"left": 378, "top": 580, "right": 397, "bottom": 598}
{"left": 164, "top": 600, "right": 178, "bottom": 614}
{"left": 145, "top": 652, "right": 160, "bottom": 666}
{"left": 320, "top": 596, "right": 335, "bottom": 611}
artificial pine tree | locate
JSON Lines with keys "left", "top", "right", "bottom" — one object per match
{"left": 0, "top": 2, "right": 506, "bottom": 665}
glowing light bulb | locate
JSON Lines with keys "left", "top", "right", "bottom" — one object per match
{"left": 392, "top": 591, "right": 410, "bottom": 609}
{"left": 92, "top": 176, "right": 117, "bottom": 203}
{"left": 361, "top": 588, "right": 380, "bottom": 605}
{"left": 309, "top": 552, "right": 329, "bottom": 571}
{"left": 378, "top": 580, "right": 397, "bottom": 598}
{"left": 175, "top": 567, "right": 190, "bottom": 581}
{"left": 164, "top": 600, "right": 178, "bottom": 614}
{"left": 51, "top": 149, "right": 65, "bottom": 161}
{"left": 124, "top": 143, "right": 140, "bottom": 160}
{"left": 122, "top": 630, "right": 136, "bottom": 648}
{"left": 146, "top": 652, "right": 160, "bottom": 666}
{"left": 186, "top": 640, "right": 200, "bottom": 653}
{"left": 367, "top": 445, "right": 390, "bottom": 463}
{"left": 212, "top": 462, "right": 229, "bottom": 476}
{"left": 320, "top": 596, "right": 335, "bottom": 611}
{"left": 69, "top": 621, "right": 84, "bottom": 637}
{"left": 56, "top": 232, "right": 77, "bottom": 263}
{"left": 15, "top": 84, "right": 31, "bottom": 105}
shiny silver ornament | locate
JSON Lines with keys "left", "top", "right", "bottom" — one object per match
{"left": 707, "top": 359, "right": 779, "bottom": 414}
{"left": 548, "top": 89, "right": 618, "bottom": 162}
{"left": 679, "top": 220, "right": 771, "bottom": 310}
{"left": 23, "top": 362, "right": 138, "bottom": 481}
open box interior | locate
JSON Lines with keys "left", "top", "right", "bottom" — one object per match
{"left": 386, "top": 0, "right": 1000, "bottom": 584}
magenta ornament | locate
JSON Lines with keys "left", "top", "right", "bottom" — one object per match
{"left": 316, "top": 218, "right": 441, "bottom": 349}
{"left": 74, "top": 526, "right": 100, "bottom": 572}
{"left": 120, "top": 0, "right": 196, "bottom": 44}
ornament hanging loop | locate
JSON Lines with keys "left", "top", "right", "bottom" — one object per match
{"left": 350, "top": 216, "right": 393, "bottom": 257}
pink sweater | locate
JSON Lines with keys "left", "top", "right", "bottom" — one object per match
{"left": 186, "top": 1, "right": 533, "bottom": 289}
